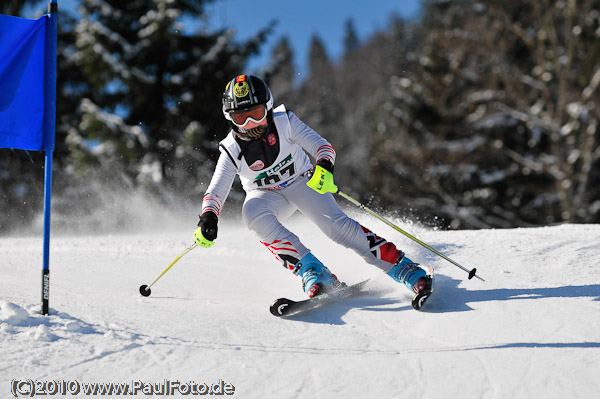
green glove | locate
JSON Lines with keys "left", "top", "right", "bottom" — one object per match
{"left": 194, "top": 227, "right": 215, "bottom": 248}
{"left": 194, "top": 211, "right": 217, "bottom": 248}
{"left": 307, "top": 164, "right": 338, "bottom": 194}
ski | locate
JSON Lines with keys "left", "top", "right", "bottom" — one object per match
{"left": 411, "top": 267, "right": 435, "bottom": 311}
{"left": 270, "top": 279, "right": 371, "bottom": 317}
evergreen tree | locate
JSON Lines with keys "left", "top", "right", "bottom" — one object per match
{"left": 0, "top": 0, "right": 40, "bottom": 15}
{"left": 5, "top": 0, "right": 599, "bottom": 232}
{"left": 295, "top": 35, "right": 342, "bottom": 153}
{"left": 366, "top": 0, "right": 600, "bottom": 228}
{"left": 307, "top": 35, "right": 333, "bottom": 80}
{"left": 70, "top": 0, "right": 272, "bottom": 196}
{"left": 343, "top": 19, "right": 359, "bottom": 55}
{"left": 267, "top": 37, "right": 296, "bottom": 100}
{"left": 2, "top": 0, "right": 273, "bottom": 232}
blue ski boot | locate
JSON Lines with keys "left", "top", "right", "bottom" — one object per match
{"left": 386, "top": 253, "right": 428, "bottom": 293}
{"left": 295, "top": 252, "right": 340, "bottom": 298}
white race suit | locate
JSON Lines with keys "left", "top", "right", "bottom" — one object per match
{"left": 201, "top": 104, "right": 403, "bottom": 273}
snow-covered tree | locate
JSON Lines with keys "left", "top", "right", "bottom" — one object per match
{"left": 69, "top": 0, "right": 272, "bottom": 196}
{"left": 365, "top": 0, "right": 600, "bottom": 228}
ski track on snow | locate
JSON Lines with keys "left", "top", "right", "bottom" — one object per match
{"left": 1, "top": 220, "right": 600, "bottom": 398}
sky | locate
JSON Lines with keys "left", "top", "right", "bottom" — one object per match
{"left": 205, "top": 0, "right": 422, "bottom": 77}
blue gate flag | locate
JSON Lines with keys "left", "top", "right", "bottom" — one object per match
{"left": 0, "top": 14, "right": 53, "bottom": 151}
{"left": 1, "top": 4, "right": 57, "bottom": 316}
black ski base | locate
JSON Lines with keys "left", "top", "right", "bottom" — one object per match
{"left": 410, "top": 267, "right": 435, "bottom": 311}
{"left": 270, "top": 279, "right": 370, "bottom": 317}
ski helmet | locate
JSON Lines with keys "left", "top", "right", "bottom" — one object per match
{"left": 222, "top": 75, "right": 274, "bottom": 140}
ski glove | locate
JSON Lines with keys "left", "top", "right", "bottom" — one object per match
{"left": 307, "top": 159, "right": 338, "bottom": 194}
{"left": 316, "top": 158, "right": 334, "bottom": 174}
{"left": 194, "top": 212, "right": 218, "bottom": 248}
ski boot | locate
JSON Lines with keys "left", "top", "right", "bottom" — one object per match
{"left": 295, "top": 252, "right": 341, "bottom": 298}
{"left": 386, "top": 253, "right": 428, "bottom": 294}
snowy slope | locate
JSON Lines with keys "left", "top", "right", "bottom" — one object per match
{"left": 1, "top": 214, "right": 599, "bottom": 399}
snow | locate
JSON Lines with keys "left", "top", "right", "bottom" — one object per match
{"left": 1, "top": 215, "right": 599, "bottom": 398}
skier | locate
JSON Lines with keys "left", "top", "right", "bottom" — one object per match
{"left": 194, "top": 74, "right": 430, "bottom": 299}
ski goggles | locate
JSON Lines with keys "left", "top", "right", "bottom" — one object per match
{"left": 229, "top": 104, "right": 267, "bottom": 127}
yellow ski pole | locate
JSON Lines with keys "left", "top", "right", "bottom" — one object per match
{"left": 306, "top": 165, "right": 483, "bottom": 281}
{"left": 336, "top": 190, "right": 485, "bottom": 281}
{"left": 139, "top": 242, "right": 198, "bottom": 296}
